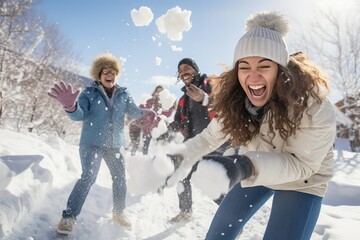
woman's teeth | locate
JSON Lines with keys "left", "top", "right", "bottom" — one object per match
{"left": 249, "top": 84, "right": 265, "bottom": 90}
{"left": 249, "top": 85, "right": 266, "bottom": 97}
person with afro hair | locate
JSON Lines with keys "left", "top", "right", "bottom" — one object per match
{"left": 48, "top": 53, "right": 156, "bottom": 234}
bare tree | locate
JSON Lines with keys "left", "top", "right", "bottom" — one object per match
{"left": 300, "top": 7, "right": 360, "bottom": 96}
{"left": 22, "top": 21, "right": 76, "bottom": 133}
{"left": 0, "top": 0, "right": 84, "bottom": 140}
{"left": 295, "top": 0, "right": 360, "bottom": 151}
{"left": 0, "top": 0, "right": 41, "bottom": 125}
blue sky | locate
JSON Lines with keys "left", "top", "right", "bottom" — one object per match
{"left": 35, "top": 0, "right": 344, "bottom": 102}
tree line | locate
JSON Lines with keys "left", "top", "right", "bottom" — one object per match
{"left": 0, "top": 0, "right": 86, "bottom": 143}
{"left": 1, "top": 0, "right": 360, "bottom": 150}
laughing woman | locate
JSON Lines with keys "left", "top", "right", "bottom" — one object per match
{"left": 165, "top": 11, "right": 336, "bottom": 240}
{"left": 48, "top": 53, "right": 155, "bottom": 235}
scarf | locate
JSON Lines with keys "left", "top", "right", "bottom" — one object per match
{"left": 245, "top": 98, "right": 270, "bottom": 123}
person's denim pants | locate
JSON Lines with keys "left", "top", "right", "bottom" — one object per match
{"left": 62, "top": 146, "right": 126, "bottom": 218}
{"left": 206, "top": 184, "right": 322, "bottom": 240}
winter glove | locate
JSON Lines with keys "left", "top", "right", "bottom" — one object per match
{"left": 202, "top": 154, "right": 254, "bottom": 189}
{"left": 167, "top": 154, "right": 183, "bottom": 170}
{"left": 47, "top": 81, "right": 80, "bottom": 112}
{"left": 156, "top": 129, "right": 177, "bottom": 143}
{"left": 185, "top": 84, "right": 206, "bottom": 102}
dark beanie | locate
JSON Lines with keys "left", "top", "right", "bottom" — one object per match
{"left": 178, "top": 58, "right": 199, "bottom": 73}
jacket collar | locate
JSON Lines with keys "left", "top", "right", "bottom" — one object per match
{"left": 92, "top": 81, "right": 125, "bottom": 92}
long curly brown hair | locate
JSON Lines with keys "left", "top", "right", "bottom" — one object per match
{"left": 212, "top": 52, "right": 330, "bottom": 147}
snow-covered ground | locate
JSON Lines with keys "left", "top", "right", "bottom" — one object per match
{"left": 0, "top": 129, "right": 359, "bottom": 240}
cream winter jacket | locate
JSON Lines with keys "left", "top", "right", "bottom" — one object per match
{"left": 182, "top": 97, "right": 336, "bottom": 197}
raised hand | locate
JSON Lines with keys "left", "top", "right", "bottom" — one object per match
{"left": 185, "top": 84, "right": 205, "bottom": 102}
{"left": 48, "top": 81, "right": 80, "bottom": 112}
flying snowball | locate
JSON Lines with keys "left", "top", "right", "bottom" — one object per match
{"left": 158, "top": 89, "right": 176, "bottom": 110}
{"left": 155, "top": 6, "right": 192, "bottom": 41}
{"left": 131, "top": 6, "right": 154, "bottom": 27}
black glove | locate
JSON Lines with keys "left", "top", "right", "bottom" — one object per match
{"left": 167, "top": 154, "right": 183, "bottom": 169}
{"left": 202, "top": 154, "right": 254, "bottom": 189}
{"left": 156, "top": 130, "right": 176, "bottom": 143}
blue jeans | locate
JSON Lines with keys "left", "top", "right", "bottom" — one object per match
{"left": 62, "top": 146, "right": 126, "bottom": 218}
{"left": 206, "top": 184, "right": 322, "bottom": 240}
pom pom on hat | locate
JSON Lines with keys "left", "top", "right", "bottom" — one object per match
{"left": 90, "top": 53, "right": 122, "bottom": 81}
{"left": 233, "top": 11, "right": 290, "bottom": 67}
{"left": 245, "top": 11, "right": 289, "bottom": 36}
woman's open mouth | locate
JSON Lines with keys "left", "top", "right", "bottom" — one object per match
{"left": 249, "top": 84, "right": 266, "bottom": 98}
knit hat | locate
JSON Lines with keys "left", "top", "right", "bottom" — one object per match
{"left": 178, "top": 58, "right": 200, "bottom": 73}
{"left": 90, "top": 53, "right": 122, "bottom": 81}
{"left": 233, "top": 11, "right": 290, "bottom": 67}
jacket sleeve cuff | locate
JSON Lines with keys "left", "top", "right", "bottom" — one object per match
{"left": 202, "top": 93, "right": 209, "bottom": 106}
{"left": 64, "top": 103, "right": 76, "bottom": 112}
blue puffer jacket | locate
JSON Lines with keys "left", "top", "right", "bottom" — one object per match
{"left": 67, "top": 82, "right": 143, "bottom": 148}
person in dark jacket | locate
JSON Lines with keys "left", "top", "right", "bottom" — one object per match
{"left": 48, "top": 53, "right": 155, "bottom": 235}
{"left": 167, "top": 58, "right": 228, "bottom": 223}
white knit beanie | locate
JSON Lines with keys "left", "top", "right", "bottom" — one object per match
{"left": 233, "top": 11, "right": 290, "bottom": 67}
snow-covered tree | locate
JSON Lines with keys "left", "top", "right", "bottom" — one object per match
{"left": 296, "top": 0, "right": 360, "bottom": 151}
{"left": 0, "top": 0, "right": 85, "bottom": 141}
